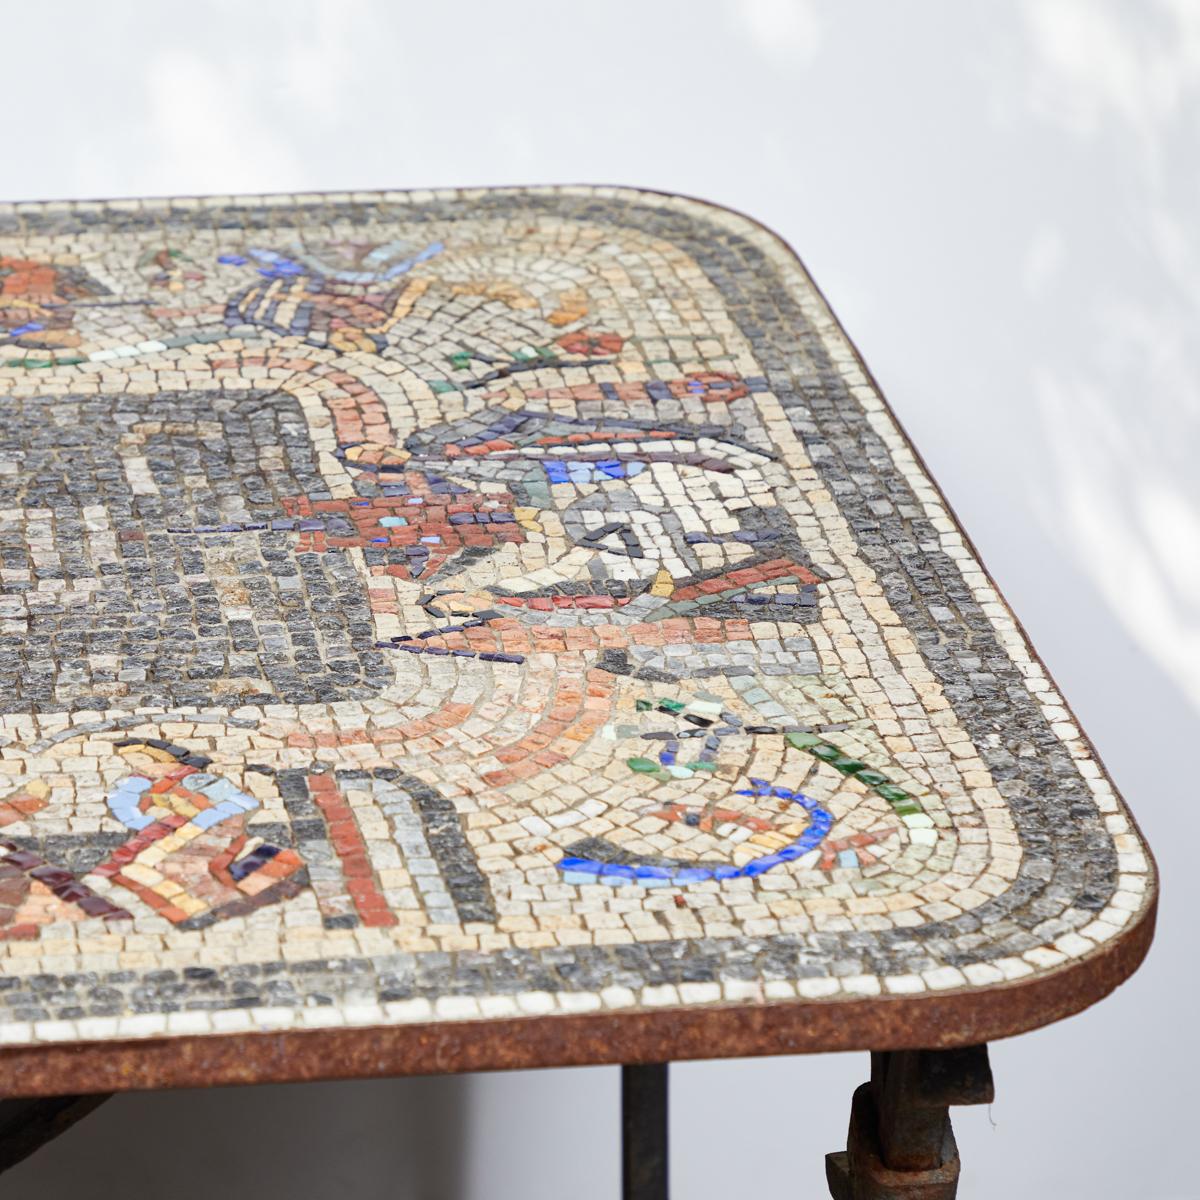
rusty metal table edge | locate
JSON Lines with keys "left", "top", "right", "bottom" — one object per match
{"left": 0, "top": 890, "right": 1154, "bottom": 1100}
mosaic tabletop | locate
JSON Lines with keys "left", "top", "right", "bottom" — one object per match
{"left": 0, "top": 186, "right": 1155, "bottom": 1093}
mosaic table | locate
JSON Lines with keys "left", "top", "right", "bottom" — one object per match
{"left": 0, "top": 186, "right": 1155, "bottom": 1197}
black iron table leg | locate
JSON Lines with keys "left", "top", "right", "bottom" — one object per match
{"left": 623, "top": 1063, "right": 668, "bottom": 1200}
{"left": 826, "top": 1045, "right": 993, "bottom": 1199}
{"left": 0, "top": 1093, "right": 111, "bottom": 1178}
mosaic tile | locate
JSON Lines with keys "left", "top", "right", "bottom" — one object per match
{"left": 0, "top": 186, "right": 1153, "bottom": 1048}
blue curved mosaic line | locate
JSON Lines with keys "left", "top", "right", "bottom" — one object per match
{"left": 557, "top": 778, "right": 833, "bottom": 887}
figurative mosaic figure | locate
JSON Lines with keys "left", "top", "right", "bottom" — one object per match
{"left": 0, "top": 255, "right": 109, "bottom": 350}
{"left": 85, "top": 740, "right": 306, "bottom": 929}
{"left": 222, "top": 240, "right": 443, "bottom": 354}
{"left": 226, "top": 296, "right": 934, "bottom": 894}
{"left": 0, "top": 781, "right": 131, "bottom": 939}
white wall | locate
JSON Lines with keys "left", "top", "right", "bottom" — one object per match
{"left": 1, "top": 2, "right": 1194, "bottom": 1196}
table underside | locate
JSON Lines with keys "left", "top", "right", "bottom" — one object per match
{"left": 0, "top": 186, "right": 1154, "bottom": 1092}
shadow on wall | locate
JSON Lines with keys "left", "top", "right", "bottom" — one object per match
{"left": 1012, "top": 0, "right": 1200, "bottom": 718}
{"left": 3, "top": 1075, "right": 474, "bottom": 1200}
